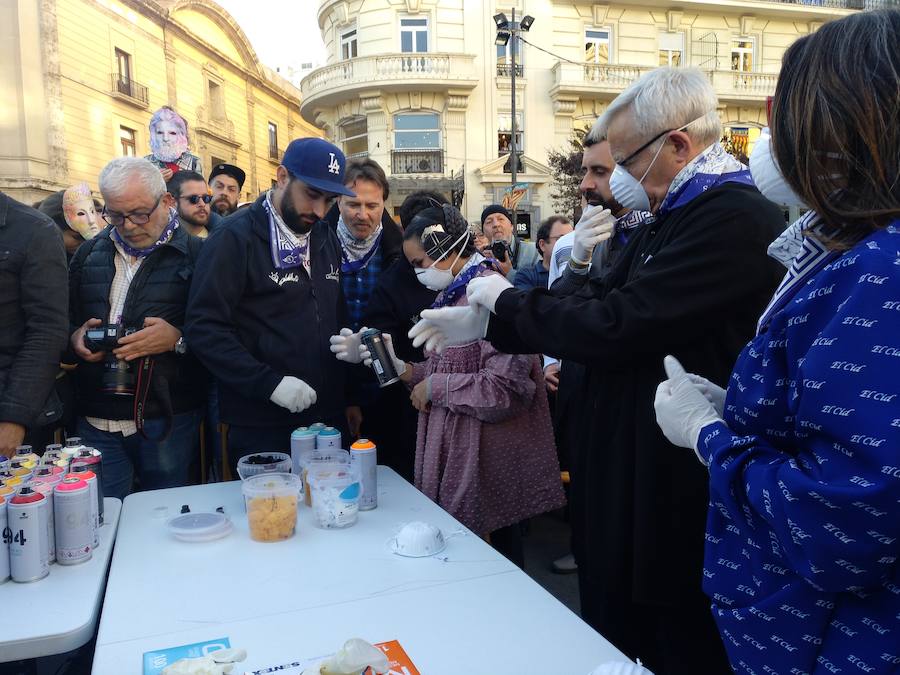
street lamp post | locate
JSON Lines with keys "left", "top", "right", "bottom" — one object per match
{"left": 495, "top": 10, "right": 534, "bottom": 235}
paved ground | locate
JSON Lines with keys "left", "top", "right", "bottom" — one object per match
{"left": 521, "top": 509, "right": 581, "bottom": 615}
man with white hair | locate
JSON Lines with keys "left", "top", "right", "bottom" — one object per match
{"left": 69, "top": 157, "right": 206, "bottom": 500}
{"left": 410, "top": 67, "right": 786, "bottom": 672}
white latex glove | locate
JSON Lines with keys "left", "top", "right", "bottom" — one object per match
{"left": 587, "top": 662, "right": 654, "bottom": 675}
{"left": 654, "top": 355, "right": 722, "bottom": 459}
{"left": 688, "top": 373, "right": 727, "bottom": 417}
{"left": 466, "top": 274, "right": 514, "bottom": 314}
{"left": 358, "top": 332, "right": 406, "bottom": 376}
{"left": 408, "top": 305, "right": 489, "bottom": 354}
{"left": 329, "top": 327, "right": 366, "bottom": 364}
{"left": 270, "top": 376, "right": 317, "bottom": 413}
{"left": 572, "top": 205, "right": 615, "bottom": 264}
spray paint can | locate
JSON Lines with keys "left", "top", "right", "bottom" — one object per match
{"left": 316, "top": 426, "right": 342, "bottom": 450}
{"left": 32, "top": 482, "right": 56, "bottom": 563}
{"left": 8, "top": 459, "right": 33, "bottom": 481}
{"left": 62, "top": 437, "right": 84, "bottom": 461}
{"left": 290, "top": 427, "right": 318, "bottom": 477}
{"left": 309, "top": 422, "right": 326, "bottom": 434}
{"left": 360, "top": 328, "right": 401, "bottom": 387}
{"left": 74, "top": 448, "right": 104, "bottom": 524}
{"left": 350, "top": 439, "right": 378, "bottom": 510}
{"left": 54, "top": 477, "right": 93, "bottom": 566}
{"left": 14, "top": 445, "right": 39, "bottom": 467}
{"left": 66, "top": 464, "right": 99, "bottom": 549}
{"left": 8, "top": 487, "right": 50, "bottom": 582}
{"left": 0, "top": 495, "right": 9, "bottom": 583}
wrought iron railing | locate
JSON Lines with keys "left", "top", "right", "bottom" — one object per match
{"left": 391, "top": 149, "right": 443, "bottom": 174}
{"left": 110, "top": 74, "right": 149, "bottom": 105}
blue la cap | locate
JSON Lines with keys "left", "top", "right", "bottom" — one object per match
{"left": 280, "top": 137, "right": 356, "bottom": 197}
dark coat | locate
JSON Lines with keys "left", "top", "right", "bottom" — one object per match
{"left": 69, "top": 224, "right": 207, "bottom": 419}
{"left": 0, "top": 193, "right": 68, "bottom": 428}
{"left": 486, "top": 183, "right": 785, "bottom": 606}
{"left": 185, "top": 195, "right": 348, "bottom": 428}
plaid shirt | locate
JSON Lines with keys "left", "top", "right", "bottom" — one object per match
{"left": 341, "top": 245, "right": 383, "bottom": 332}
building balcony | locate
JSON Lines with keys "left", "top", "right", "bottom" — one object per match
{"left": 391, "top": 149, "right": 443, "bottom": 175}
{"left": 300, "top": 53, "right": 478, "bottom": 119}
{"left": 110, "top": 74, "right": 149, "bottom": 108}
{"left": 551, "top": 62, "right": 778, "bottom": 106}
{"left": 552, "top": 0, "right": 881, "bottom": 20}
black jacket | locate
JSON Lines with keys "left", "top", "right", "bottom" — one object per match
{"left": 69, "top": 224, "right": 207, "bottom": 419}
{"left": 486, "top": 183, "right": 785, "bottom": 606}
{"left": 0, "top": 193, "right": 69, "bottom": 428}
{"left": 185, "top": 195, "right": 348, "bottom": 428}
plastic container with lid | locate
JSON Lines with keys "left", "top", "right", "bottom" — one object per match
{"left": 242, "top": 473, "right": 301, "bottom": 542}
{"left": 236, "top": 452, "right": 292, "bottom": 481}
{"left": 167, "top": 512, "right": 233, "bottom": 542}
{"left": 307, "top": 463, "right": 361, "bottom": 529}
{"left": 301, "top": 450, "right": 350, "bottom": 507}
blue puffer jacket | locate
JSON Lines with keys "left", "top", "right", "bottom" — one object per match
{"left": 697, "top": 223, "right": 900, "bottom": 674}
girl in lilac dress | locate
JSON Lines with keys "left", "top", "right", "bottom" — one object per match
{"left": 346, "top": 205, "right": 565, "bottom": 564}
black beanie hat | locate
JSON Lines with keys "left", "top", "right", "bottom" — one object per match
{"left": 480, "top": 204, "right": 512, "bottom": 225}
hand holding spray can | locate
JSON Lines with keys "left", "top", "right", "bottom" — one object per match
{"left": 360, "top": 329, "right": 401, "bottom": 387}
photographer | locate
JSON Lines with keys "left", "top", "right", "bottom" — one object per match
{"left": 69, "top": 157, "right": 206, "bottom": 500}
{"left": 479, "top": 204, "right": 538, "bottom": 283}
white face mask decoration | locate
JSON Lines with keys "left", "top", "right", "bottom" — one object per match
{"left": 150, "top": 117, "right": 189, "bottom": 163}
{"left": 609, "top": 112, "right": 712, "bottom": 212}
{"left": 414, "top": 230, "right": 470, "bottom": 292}
{"left": 749, "top": 127, "right": 806, "bottom": 207}
{"left": 62, "top": 183, "right": 101, "bottom": 240}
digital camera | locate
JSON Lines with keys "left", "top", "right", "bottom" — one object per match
{"left": 83, "top": 323, "right": 137, "bottom": 396}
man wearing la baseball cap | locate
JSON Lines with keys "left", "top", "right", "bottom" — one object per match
{"left": 186, "top": 138, "right": 356, "bottom": 471}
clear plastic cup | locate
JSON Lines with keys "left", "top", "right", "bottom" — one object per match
{"left": 307, "top": 463, "right": 361, "bottom": 529}
{"left": 241, "top": 473, "right": 301, "bottom": 542}
{"left": 301, "top": 449, "right": 350, "bottom": 507}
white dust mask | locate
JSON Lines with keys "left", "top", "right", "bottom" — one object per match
{"left": 414, "top": 231, "right": 470, "bottom": 292}
{"left": 749, "top": 128, "right": 806, "bottom": 207}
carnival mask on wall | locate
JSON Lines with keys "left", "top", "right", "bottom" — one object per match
{"left": 149, "top": 106, "right": 189, "bottom": 163}
{"left": 62, "top": 182, "right": 101, "bottom": 239}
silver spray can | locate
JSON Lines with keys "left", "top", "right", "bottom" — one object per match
{"left": 74, "top": 448, "right": 104, "bottom": 524}
{"left": 316, "top": 426, "right": 342, "bottom": 450}
{"left": 8, "top": 487, "right": 50, "bottom": 582}
{"left": 67, "top": 464, "right": 99, "bottom": 549}
{"left": 0, "top": 496, "right": 10, "bottom": 583}
{"left": 33, "top": 482, "right": 56, "bottom": 563}
{"left": 54, "top": 477, "right": 93, "bottom": 566}
{"left": 350, "top": 439, "right": 378, "bottom": 510}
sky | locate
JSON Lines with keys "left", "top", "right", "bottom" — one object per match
{"left": 215, "top": 0, "right": 327, "bottom": 77}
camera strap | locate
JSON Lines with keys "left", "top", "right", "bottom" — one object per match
{"left": 133, "top": 356, "right": 174, "bottom": 441}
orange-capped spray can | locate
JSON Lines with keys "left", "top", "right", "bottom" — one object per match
{"left": 350, "top": 439, "right": 377, "bottom": 511}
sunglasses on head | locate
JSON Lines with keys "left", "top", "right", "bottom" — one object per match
{"left": 181, "top": 194, "right": 213, "bottom": 205}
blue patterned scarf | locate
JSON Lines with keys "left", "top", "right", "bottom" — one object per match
{"left": 263, "top": 190, "right": 311, "bottom": 270}
{"left": 659, "top": 143, "right": 754, "bottom": 217}
{"left": 431, "top": 253, "right": 499, "bottom": 309}
{"left": 337, "top": 214, "right": 383, "bottom": 274}
{"left": 110, "top": 207, "right": 179, "bottom": 258}
{"left": 755, "top": 211, "right": 837, "bottom": 335}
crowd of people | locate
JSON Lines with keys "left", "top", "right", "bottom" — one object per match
{"left": 1, "top": 9, "right": 898, "bottom": 675}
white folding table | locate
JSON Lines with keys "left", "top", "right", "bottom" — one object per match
{"left": 0, "top": 497, "right": 122, "bottom": 662}
{"left": 92, "top": 468, "right": 628, "bottom": 674}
